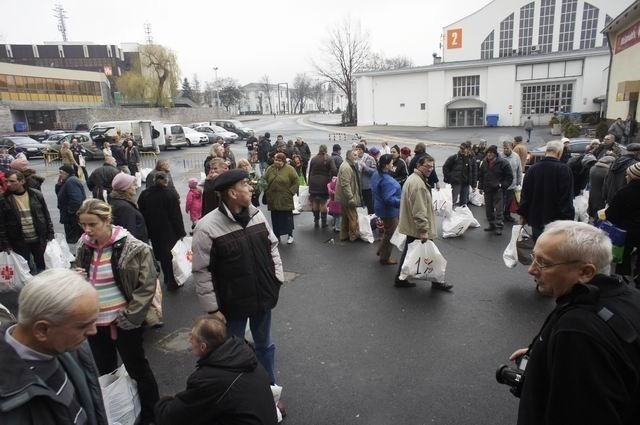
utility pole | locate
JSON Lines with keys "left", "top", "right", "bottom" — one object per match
{"left": 213, "top": 67, "right": 219, "bottom": 108}
{"left": 144, "top": 22, "right": 153, "bottom": 44}
{"left": 53, "top": 3, "right": 68, "bottom": 42}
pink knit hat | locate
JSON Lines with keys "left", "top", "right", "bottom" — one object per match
{"left": 10, "top": 157, "right": 29, "bottom": 171}
{"left": 112, "top": 173, "right": 136, "bottom": 191}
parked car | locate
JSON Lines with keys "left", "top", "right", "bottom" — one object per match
{"left": 0, "top": 136, "right": 48, "bottom": 158}
{"left": 194, "top": 125, "right": 239, "bottom": 143}
{"left": 162, "top": 124, "right": 188, "bottom": 150}
{"left": 43, "top": 132, "right": 104, "bottom": 161}
{"left": 182, "top": 126, "right": 209, "bottom": 147}
{"left": 29, "top": 130, "right": 65, "bottom": 142}
{"left": 525, "top": 138, "right": 627, "bottom": 171}
{"left": 212, "top": 119, "right": 254, "bottom": 140}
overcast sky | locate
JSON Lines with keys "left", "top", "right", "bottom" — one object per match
{"left": 2, "top": 0, "right": 487, "bottom": 86}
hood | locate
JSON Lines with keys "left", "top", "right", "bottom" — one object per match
{"left": 80, "top": 225, "right": 128, "bottom": 249}
{"left": 197, "top": 337, "right": 258, "bottom": 372}
{"left": 609, "top": 156, "right": 636, "bottom": 173}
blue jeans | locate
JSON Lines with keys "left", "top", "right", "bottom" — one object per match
{"left": 228, "top": 310, "right": 276, "bottom": 384}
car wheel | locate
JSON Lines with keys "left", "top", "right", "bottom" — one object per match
{"left": 177, "top": 146, "right": 182, "bottom": 150}
{"left": 186, "top": 138, "right": 192, "bottom": 147}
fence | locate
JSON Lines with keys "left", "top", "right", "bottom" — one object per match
{"left": 181, "top": 152, "right": 205, "bottom": 171}
{"left": 328, "top": 132, "right": 348, "bottom": 141}
{"left": 140, "top": 152, "right": 158, "bottom": 169}
{"left": 43, "top": 152, "right": 61, "bottom": 166}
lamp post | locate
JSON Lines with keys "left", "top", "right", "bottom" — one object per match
{"left": 212, "top": 66, "right": 219, "bottom": 108}
{"left": 277, "top": 82, "right": 289, "bottom": 114}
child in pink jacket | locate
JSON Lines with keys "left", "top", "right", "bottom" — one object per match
{"left": 327, "top": 176, "right": 342, "bottom": 233}
{"left": 185, "top": 178, "right": 203, "bottom": 234}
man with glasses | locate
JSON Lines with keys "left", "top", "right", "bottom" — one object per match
{"left": 0, "top": 170, "right": 54, "bottom": 273}
{"left": 507, "top": 221, "right": 640, "bottom": 425}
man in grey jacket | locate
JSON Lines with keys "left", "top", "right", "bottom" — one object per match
{"left": 501, "top": 141, "right": 523, "bottom": 222}
{"left": 355, "top": 142, "right": 377, "bottom": 213}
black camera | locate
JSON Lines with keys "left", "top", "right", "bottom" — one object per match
{"left": 496, "top": 364, "right": 525, "bottom": 398}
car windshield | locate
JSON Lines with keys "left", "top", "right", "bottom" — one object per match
{"left": 228, "top": 120, "right": 243, "bottom": 126}
{"left": 212, "top": 126, "right": 226, "bottom": 133}
{"left": 9, "top": 137, "right": 39, "bottom": 145}
{"left": 47, "top": 134, "right": 65, "bottom": 141}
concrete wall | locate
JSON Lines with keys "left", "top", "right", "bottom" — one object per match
{"left": 0, "top": 106, "right": 12, "bottom": 133}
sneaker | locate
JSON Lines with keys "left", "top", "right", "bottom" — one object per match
{"left": 287, "top": 235, "right": 294, "bottom": 244}
{"left": 394, "top": 279, "right": 416, "bottom": 288}
{"left": 431, "top": 281, "right": 453, "bottom": 292}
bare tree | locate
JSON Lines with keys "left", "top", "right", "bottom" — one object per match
{"left": 366, "top": 53, "right": 414, "bottom": 71}
{"left": 290, "top": 73, "right": 313, "bottom": 114}
{"left": 192, "top": 74, "right": 202, "bottom": 105}
{"left": 139, "top": 44, "right": 180, "bottom": 107}
{"left": 314, "top": 17, "right": 371, "bottom": 124}
{"left": 326, "top": 83, "right": 336, "bottom": 111}
{"left": 257, "top": 92, "right": 264, "bottom": 114}
{"left": 311, "top": 81, "right": 325, "bottom": 111}
{"left": 260, "top": 75, "right": 273, "bottom": 114}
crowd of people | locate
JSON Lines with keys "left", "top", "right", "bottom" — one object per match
{"left": 1, "top": 124, "right": 640, "bottom": 424}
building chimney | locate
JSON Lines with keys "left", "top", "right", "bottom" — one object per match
{"left": 432, "top": 52, "right": 442, "bottom": 64}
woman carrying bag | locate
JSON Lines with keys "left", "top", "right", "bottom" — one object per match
{"left": 264, "top": 152, "right": 299, "bottom": 244}
{"left": 371, "top": 154, "right": 402, "bottom": 265}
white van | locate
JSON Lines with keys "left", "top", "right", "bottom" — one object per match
{"left": 90, "top": 120, "right": 165, "bottom": 152}
{"left": 162, "top": 124, "right": 188, "bottom": 150}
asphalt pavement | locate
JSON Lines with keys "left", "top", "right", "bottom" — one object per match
{"left": 1, "top": 115, "right": 555, "bottom": 425}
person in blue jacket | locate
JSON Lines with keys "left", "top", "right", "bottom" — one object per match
{"left": 371, "top": 154, "right": 402, "bottom": 265}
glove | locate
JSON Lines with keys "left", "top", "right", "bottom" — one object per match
{"left": 115, "top": 311, "right": 139, "bottom": 330}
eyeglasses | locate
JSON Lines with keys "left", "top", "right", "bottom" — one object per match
{"left": 529, "top": 254, "right": 582, "bottom": 269}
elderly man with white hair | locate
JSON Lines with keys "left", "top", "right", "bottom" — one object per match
{"left": 0, "top": 269, "right": 108, "bottom": 425}
{"left": 517, "top": 140, "right": 575, "bottom": 241}
{"left": 507, "top": 221, "right": 640, "bottom": 425}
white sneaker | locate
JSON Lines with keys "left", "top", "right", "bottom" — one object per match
{"left": 287, "top": 236, "right": 294, "bottom": 244}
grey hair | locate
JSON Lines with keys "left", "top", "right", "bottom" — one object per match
{"left": 545, "top": 140, "right": 564, "bottom": 153}
{"left": 155, "top": 159, "right": 170, "bottom": 170}
{"left": 542, "top": 221, "right": 612, "bottom": 274}
{"left": 503, "top": 141, "right": 514, "bottom": 149}
{"left": 18, "top": 269, "right": 96, "bottom": 326}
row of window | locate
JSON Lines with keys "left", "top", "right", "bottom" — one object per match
{"left": 521, "top": 82, "right": 573, "bottom": 114}
{"left": 0, "top": 74, "right": 102, "bottom": 96}
{"left": 0, "top": 92, "right": 102, "bottom": 103}
{"left": 453, "top": 75, "right": 480, "bottom": 97}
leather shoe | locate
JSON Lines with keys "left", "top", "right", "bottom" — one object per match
{"left": 380, "top": 259, "right": 398, "bottom": 265}
{"left": 394, "top": 279, "right": 416, "bottom": 288}
{"left": 484, "top": 226, "right": 496, "bottom": 231}
{"left": 495, "top": 228, "right": 503, "bottom": 235}
{"left": 431, "top": 281, "right": 453, "bottom": 292}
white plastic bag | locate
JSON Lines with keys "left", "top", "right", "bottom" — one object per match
{"left": 356, "top": 207, "right": 374, "bottom": 243}
{"left": 0, "top": 251, "right": 32, "bottom": 292}
{"left": 44, "top": 233, "right": 75, "bottom": 269}
{"left": 140, "top": 168, "right": 152, "bottom": 181}
{"left": 134, "top": 172, "right": 142, "bottom": 188}
{"left": 442, "top": 205, "right": 478, "bottom": 238}
{"left": 399, "top": 240, "right": 447, "bottom": 282}
{"left": 390, "top": 228, "right": 406, "bottom": 252}
{"left": 432, "top": 186, "right": 453, "bottom": 217}
{"left": 171, "top": 237, "right": 193, "bottom": 286}
{"left": 503, "top": 225, "right": 524, "bottom": 268}
{"left": 296, "top": 186, "right": 312, "bottom": 212}
{"left": 574, "top": 192, "right": 589, "bottom": 223}
{"left": 99, "top": 364, "right": 141, "bottom": 425}
{"left": 469, "top": 188, "right": 485, "bottom": 206}
{"left": 271, "top": 385, "right": 283, "bottom": 423}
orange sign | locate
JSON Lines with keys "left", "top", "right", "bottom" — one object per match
{"left": 447, "top": 29, "right": 463, "bottom": 49}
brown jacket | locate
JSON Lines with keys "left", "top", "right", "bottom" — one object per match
{"left": 398, "top": 170, "right": 437, "bottom": 239}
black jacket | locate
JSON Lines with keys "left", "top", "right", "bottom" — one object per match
{"left": 155, "top": 337, "right": 277, "bottom": 425}
{"left": 604, "top": 155, "right": 638, "bottom": 204}
{"left": 87, "top": 163, "right": 119, "bottom": 200}
{"left": 517, "top": 275, "right": 640, "bottom": 425}
{"left": 517, "top": 157, "right": 574, "bottom": 227}
{"left": 443, "top": 152, "right": 477, "bottom": 187}
{"left": 55, "top": 176, "right": 87, "bottom": 224}
{"left": 0, "top": 188, "right": 54, "bottom": 249}
{"left": 478, "top": 157, "right": 513, "bottom": 191}
{"left": 110, "top": 144, "right": 127, "bottom": 167}
{"left": 108, "top": 194, "right": 149, "bottom": 243}
{"left": 138, "top": 185, "right": 186, "bottom": 255}
{"left": 408, "top": 152, "right": 440, "bottom": 187}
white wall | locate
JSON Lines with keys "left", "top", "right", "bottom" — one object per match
{"left": 606, "top": 16, "right": 640, "bottom": 121}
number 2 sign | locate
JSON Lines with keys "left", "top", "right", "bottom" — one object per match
{"left": 447, "top": 29, "right": 463, "bottom": 49}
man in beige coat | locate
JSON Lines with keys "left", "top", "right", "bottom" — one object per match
{"left": 395, "top": 155, "right": 453, "bottom": 290}
{"left": 335, "top": 150, "right": 362, "bottom": 242}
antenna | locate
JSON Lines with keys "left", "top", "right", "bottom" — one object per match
{"left": 144, "top": 22, "right": 153, "bottom": 44}
{"left": 53, "top": 3, "right": 68, "bottom": 42}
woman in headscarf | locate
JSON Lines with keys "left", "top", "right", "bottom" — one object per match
{"left": 264, "top": 152, "right": 299, "bottom": 244}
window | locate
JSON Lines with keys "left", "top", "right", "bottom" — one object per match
{"left": 521, "top": 82, "right": 574, "bottom": 114}
{"left": 400, "top": 103, "right": 405, "bottom": 108}
{"left": 519, "top": 2, "right": 535, "bottom": 55}
{"left": 558, "top": 0, "right": 577, "bottom": 51}
{"left": 538, "top": 0, "right": 556, "bottom": 53}
{"left": 453, "top": 75, "right": 480, "bottom": 97}
{"left": 580, "top": 3, "right": 599, "bottom": 49}
{"left": 481, "top": 31, "right": 494, "bottom": 59}
{"left": 499, "top": 13, "right": 514, "bottom": 57}
{"left": 420, "top": 103, "right": 426, "bottom": 110}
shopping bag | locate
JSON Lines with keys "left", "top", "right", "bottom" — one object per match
{"left": 171, "top": 237, "right": 193, "bottom": 286}
{"left": 272, "top": 385, "right": 284, "bottom": 423}
{"left": 44, "top": 239, "right": 65, "bottom": 269}
{"left": 432, "top": 186, "right": 453, "bottom": 217}
{"left": 0, "top": 251, "right": 32, "bottom": 293}
{"left": 516, "top": 228, "right": 535, "bottom": 266}
{"left": 390, "top": 228, "right": 406, "bottom": 252}
{"left": 442, "top": 205, "right": 479, "bottom": 238}
{"left": 598, "top": 220, "right": 627, "bottom": 264}
{"left": 140, "top": 168, "right": 152, "bottom": 181}
{"left": 356, "top": 207, "right": 374, "bottom": 243}
{"left": 134, "top": 172, "right": 142, "bottom": 188}
{"left": 573, "top": 192, "right": 589, "bottom": 223}
{"left": 503, "top": 225, "right": 523, "bottom": 268}
{"left": 56, "top": 233, "right": 75, "bottom": 262}
{"left": 296, "top": 186, "right": 312, "bottom": 212}
{"left": 469, "top": 188, "right": 484, "bottom": 206}
{"left": 99, "top": 364, "right": 141, "bottom": 425}
{"left": 398, "top": 240, "right": 447, "bottom": 282}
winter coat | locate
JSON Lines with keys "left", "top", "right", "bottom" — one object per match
{"left": 154, "top": 337, "right": 278, "bottom": 425}
{"left": 0, "top": 334, "right": 108, "bottom": 425}
{"left": 186, "top": 187, "right": 203, "bottom": 222}
{"left": 357, "top": 153, "right": 377, "bottom": 190}
{"left": 138, "top": 185, "right": 186, "bottom": 257}
{"left": 108, "top": 191, "right": 148, "bottom": 243}
{"left": 76, "top": 228, "right": 158, "bottom": 326}
{"left": 110, "top": 144, "right": 127, "bottom": 167}
{"left": 0, "top": 188, "right": 54, "bottom": 250}
{"left": 202, "top": 178, "right": 221, "bottom": 217}
{"left": 603, "top": 155, "right": 638, "bottom": 204}
{"left": 478, "top": 157, "right": 513, "bottom": 192}
{"left": 513, "top": 144, "right": 528, "bottom": 171}
{"left": 588, "top": 160, "right": 611, "bottom": 218}
{"left": 125, "top": 145, "right": 140, "bottom": 166}
{"left": 335, "top": 160, "right": 362, "bottom": 206}
{"left": 371, "top": 171, "right": 401, "bottom": 219}
{"left": 408, "top": 152, "right": 440, "bottom": 187}
{"left": 263, "top": 164, "right": 298, "bottom": 212}
{"left": 501, "top": 153, "right": 522, "bottom": 190}
{"left": 308, "top": 153, "right": 337, "bottom": 196}
{"left": 606, "top": 180, "right": 640, "bottom": 248}
{"left": 22, "top": 169, "right": 44, "bottom": 191}
{"left": 296, "top": 142, "right": 311, "bottom": 164}
{"left": 593, "top": 142, "right": 623, "bottom": 159}
{"left": 70, "top": 144, "right": 87, "bottom": 163}
{"left": 87, "top": 163, "right": 119, "bottom": 200}
{"left": 393, "top": 157, "right": 409, "bottom": 185}
{"left": 257, "top": 137, "right": 271, "bottom": 162}
{"left": 192, "top": 203, "right": 283, "bottom": 317}
{"left": 331, "top": 152, "right": 343, "bottom": 170}
{"left": 442, "top": 152, "right": 477, "bottom": 187}
{"left": 517, "top": 157, "right": 574, "bottom": 227}
{"left": 609, "top": 121, "right": 626, "bottom": 140}
{"left": 145, "top": 169, "right": 178, "bottom": 196}
{"left": 55, "top": 176, "right": 86, "bottom": 224}
{"left": 327, "top": 177, "right": 342, "bottom": 216}
{"left": 398, "top": 170, "right": 437, "bottom": 239}
{"left": 59, "top": 146, "right": 77, "bottom": 166}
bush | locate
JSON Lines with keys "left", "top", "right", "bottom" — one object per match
{"left": 563, "top": 123, "right": 581, "bottom": 138}
{"left": 549, "top": 116, "right": 560, "bottom": 126}
{"left": 595, "top": 121, "right": 609, "bottom": 140}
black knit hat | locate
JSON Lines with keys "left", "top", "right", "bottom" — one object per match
{"left": 485, "top": 145, "right": 499, "bottom": 156}
{"left": 59, "top": 165, "right": 75, "bottom": 176}
{"left": 332, "top": 144, "right": 342, "bottom": 152}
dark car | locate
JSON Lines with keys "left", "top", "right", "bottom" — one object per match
{"left": 525, "top": 138, "right": 627, "bottom": 171}
{"left": 212, "top": 119, "right": 254, "bottom": 140}
{"left": 0, "top": 136, "right": 48, "bottom": 158}
{"left": 43, "top": 132, "right": 104, "bottom": 161}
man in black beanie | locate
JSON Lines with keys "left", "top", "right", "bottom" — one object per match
{"left": 478, "top": 145, "right": 513, "bottom": 235}
{"left": 331, "top": 143, "right": 343, "bottom": 169}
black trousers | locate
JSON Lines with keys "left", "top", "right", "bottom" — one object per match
{"left": 395, "top": 236, "right": 417, "bottom": 281}
{"left": 484, "top": 189, "right": 504, "bottom": 228}
{"left": 89, "top": 326, "right": 159, "bottom": 424}
{"left": 362, "top": 189, "right": 374, "bottom": 214}
{"left": 13, "top": 239, "right": 46, "bottom": 273}
{"left": 153, "top": 245, "right": 178, "bottom": 288}
{"left": 63, "top": 214, "right": 82, "bottom": 244}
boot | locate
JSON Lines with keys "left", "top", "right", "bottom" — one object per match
{"left": 313, "top": 211, "right": 320, "bottom": 228}
{"left": 321, "top": 212, "right": 328, "bottom": 228}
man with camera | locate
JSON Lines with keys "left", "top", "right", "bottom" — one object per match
{"left": 501, "top": 221, "right": 640, "bottom": 425}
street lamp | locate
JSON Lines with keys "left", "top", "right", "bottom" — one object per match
{"left": 277, "top": 82, "right": 289, "bottom": 114}
{"left": 212, "top": 67, "right": 219, "bottom": 108}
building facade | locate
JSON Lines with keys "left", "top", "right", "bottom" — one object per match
{"left": 357, "top": 0, "right": 630, "bottom": 128}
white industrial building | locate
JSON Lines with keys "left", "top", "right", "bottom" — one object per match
{"left": 356, "top": 0, "right": 630, "bottom": 127}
